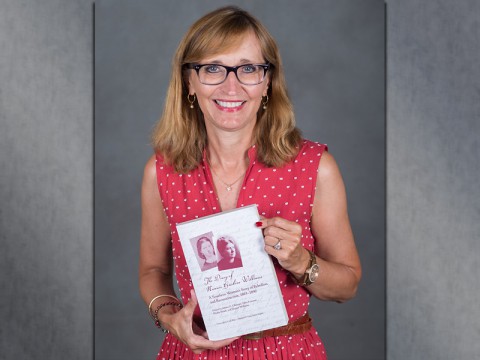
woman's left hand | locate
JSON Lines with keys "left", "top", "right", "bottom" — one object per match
{"left": 256, "top": 217, "right": 310, "bottom": 277}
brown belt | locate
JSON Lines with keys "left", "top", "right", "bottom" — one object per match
{"left": 241, "top": 313, "right": 312, "bottom": 340}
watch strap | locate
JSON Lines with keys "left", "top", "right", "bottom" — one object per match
{"left": 295, "top": 249, "right": 316, "bottom": 286}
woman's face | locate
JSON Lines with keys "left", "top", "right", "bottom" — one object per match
{"left": 222, "top": 242, "right": 236, "bottom": 258}
{"left": 187, "top": 31, "right": 269, "bottom": 134}
{"left": 200, "top": 240, "right": 215, "bottom": 259}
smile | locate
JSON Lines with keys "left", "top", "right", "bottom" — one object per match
{"left": 214, "top": 100, "right": 245, "bottom": 110}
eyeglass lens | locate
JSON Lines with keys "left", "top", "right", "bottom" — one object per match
{"left": 198, "top": 64, "right": 266, "bottom": 85}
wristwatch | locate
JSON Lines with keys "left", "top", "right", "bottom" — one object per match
{"left": 296, "top": 249, "right": 319, "bottom": 286}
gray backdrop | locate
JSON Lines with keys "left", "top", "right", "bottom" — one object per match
{"left": 95, "top": 1, "right": 384, "bottom": 360}
{"left": 387, "top": 1, "right": 480, "bottom": 359}
{"left": 1, "top": 1, "right": 479, "bottom": 360}
{"left": 0, "top": 1, "right": 93, "bottom": 359}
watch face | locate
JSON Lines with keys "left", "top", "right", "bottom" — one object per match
{"left": 308, "top": 264, "right": 320, "bottom": 283}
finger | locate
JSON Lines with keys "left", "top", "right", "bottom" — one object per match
{"left": 264, "top": 244, "right": 277, "bottom": 257}
{"left": 263, "top": 220, "right": 302, "bottom": 241}
{"left": 272, "top": 239, "right": 282, "bottom": 251}
{"left": 190, "top": 336, "right": 240, "bottom": 353}
{"left": 264, "top": 235, "right": 282, "bottom": 249}
{"left": 264, "top": 229, "right": 300, "bottom": 247}
{"left": 263, "top": 217, "right": 301, "bottom": 232}
{"left": 210, "top": 336, "right": 240, "bottom": 349}
{"left": 257, "top": 217, "right": 299, "bottom": 233}
{"left": 255, "top": 220, "right": 265, "bottom": 228}
{"left": 188, "top": 335, "right": 239, "bottom": 354}
{"left": 184, "top": 289, "right": 198, "bottom": 313}
{"left": 190, "top": 289, "right": 198, "bottom": 304}
{"left": 260, "top": 218, "right": 300, "bottom": 249}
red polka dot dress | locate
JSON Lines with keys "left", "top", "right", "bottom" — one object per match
{"left": 155, "top": 140, "right": 328, "bottom": 360}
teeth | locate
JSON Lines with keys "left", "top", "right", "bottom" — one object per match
{"left": 215, "top": 100, "right": 244, "bottom": 108}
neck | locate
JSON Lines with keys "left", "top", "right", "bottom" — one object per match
{"left": 205, "top": 128, "right": 253, "bottom": 209}
{"left": 206, "top": 131, "right": 251, "bottom": 172}
{"left": 204, "top": 256, "right": 216, "bottom": 263}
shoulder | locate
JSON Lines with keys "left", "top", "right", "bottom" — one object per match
{"left": 288, "top": 139, "right": 328, "bottom": 168}
{"left": 145, "top": 152, "right": 177, "bottom": 180}
{"left": 292, "top": 139, "right": 341, "bottom": 184}
{"left": 301, "top": 139, "right": 328, "bottom": 150}
{"left": 317, "top": 149, "right": 343, "bottom": 187}
{"left": 297, "top": 139, "right": 328, "bottom": 158}
{"left": 143, "top": 154, "right": 158, "bottom": 179}
{"left": 142, "top": 154, "right": 159, "bottom": 194}
{"left": 143, "top": 152, "right": 173, "bottom": 185}
{"left": 311, "top": 148, "right": 348, "bottom": 218}
{"left": 297, "top": 139, "right": 335, "bottom": 172}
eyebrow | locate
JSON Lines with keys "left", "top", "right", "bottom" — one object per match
{"left": 203, "top": 58, "right": 262, "bottom": 65}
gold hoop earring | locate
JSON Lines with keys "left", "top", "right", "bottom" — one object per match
{"left": 262, "top": 95, "right": 269, "bottom": 110}
{"left": 187, "top": 94, "right": 196, "bottom": 109}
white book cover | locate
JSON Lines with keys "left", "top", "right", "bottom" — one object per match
{"left": 176, "top": 205, "right": 288, "bottom": 340}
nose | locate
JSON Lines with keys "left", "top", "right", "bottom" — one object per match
{"left": 222, "top": 71, "right": 242, "bottom": 94}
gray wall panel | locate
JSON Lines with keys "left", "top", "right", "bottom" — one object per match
{"left": 0, "top": 0, "right": 92, "bottom": 359}
{"left": 387, "top": 0, "right": 480, "bottom": 359}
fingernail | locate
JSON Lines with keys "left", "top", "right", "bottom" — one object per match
{"left": 255, "top": 221, "right": 263, "bottom": 227}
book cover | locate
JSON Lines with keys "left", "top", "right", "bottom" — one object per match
{"left": 176, "top": 205, "right": 288, "bottom": 340}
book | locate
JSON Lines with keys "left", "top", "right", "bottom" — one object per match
{"left": 176, "top": 204, "right": 288, "bottom": 340}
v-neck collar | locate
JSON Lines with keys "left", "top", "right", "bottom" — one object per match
{"left": 202, "top": 145, "right": 257, "bottom": 212}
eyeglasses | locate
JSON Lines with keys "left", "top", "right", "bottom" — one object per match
{"left": 185, "top": 63, "right": 270, "bottom": 85}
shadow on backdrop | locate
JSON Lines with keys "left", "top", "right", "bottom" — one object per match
{"left": 95, "top": 1, "right": 385, "bottom": 359}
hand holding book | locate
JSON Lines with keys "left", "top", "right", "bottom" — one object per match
{"left": 157, "top": 289, "right": 239, "bottom": 354}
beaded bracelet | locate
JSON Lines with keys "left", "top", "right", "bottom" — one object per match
{"left": 152, "top": 301, "right": 184, "bottom": 333}
{"left": 148, "top": 294, "right": 180, "bottom": 317}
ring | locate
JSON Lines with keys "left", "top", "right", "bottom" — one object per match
{"left": 273, "top": 240, "right": 282, "bottom": 250}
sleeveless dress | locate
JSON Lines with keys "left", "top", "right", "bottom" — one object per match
{"left": 155, "top": 139, "right": 328, "bottom": 360}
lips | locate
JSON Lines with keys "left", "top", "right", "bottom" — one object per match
{"left": 214, "top": 99, "right": 246, "bottom": 111}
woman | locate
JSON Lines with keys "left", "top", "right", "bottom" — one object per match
{"left": 139, "top": 6, "right": 361, "bottom": 359}
{"left": 216, "top": 236, "right": 243, "bottom": 271}
{"left": 196, "top": 237, "right": 217, "bottom": 271}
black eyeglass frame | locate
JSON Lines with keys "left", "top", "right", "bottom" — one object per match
{"left": 184, "top": 63, "right": 271, "bottom": 85}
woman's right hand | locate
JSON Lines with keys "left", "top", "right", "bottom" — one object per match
{"left": 159, "top": 290, "right": 238, "bottom": 354}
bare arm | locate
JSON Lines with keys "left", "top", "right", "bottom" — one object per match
{"left": 261, "top": 151, "right": 361, "bottom": 302}
{"left": 139, "top": 155, "right": 237, "bottom": 353}
{"left": 139, "top": 155, "right": 176, "bottom": 306}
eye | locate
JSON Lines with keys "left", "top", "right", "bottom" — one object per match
{"left": 241, "top": 64, "right": 257, "bottom": 73}
{"left": 204, "top": 64, "right": 222, "bottom": 73}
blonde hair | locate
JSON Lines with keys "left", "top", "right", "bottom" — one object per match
{"left": 151, "top": 6, "right": 302, "bottom": 173}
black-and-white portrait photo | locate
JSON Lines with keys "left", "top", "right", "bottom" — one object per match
{"left": 191, "top": 233, "right": 218, "bottom": 272}
{"left": 216, "top": 236, "right": 243, "bottom": 271}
